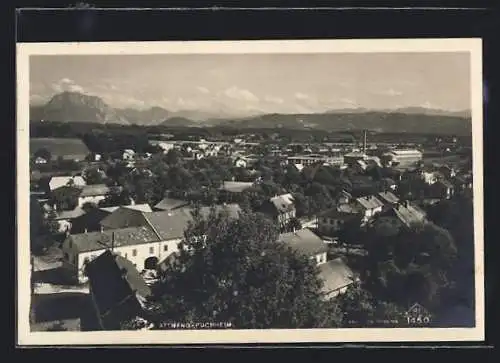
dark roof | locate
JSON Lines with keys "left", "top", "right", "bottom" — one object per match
{"left": 85, "top": 250, "right": 151, "bottom": 319}
{"left": 391, "top": 203, "right": 427, "bottom": 228}
{"left": 318, "top": 208, "right": 358, "bottom": 220}
{"left": 69, "top": 226, "right": 160, "bottom": 252}
{"left": 100, "top": 207, "right": 148, "bottom": 230}
{"left": 377, "top": 191, "right": 400, "bottom": 205}
{"left": 79, "top": 184, "right": 111, "bottom": 197}
{"left": 153, "top": 197, "right": 189, "bottom": 211}
{"left": 279, "top": 229, "right": 328, "bottom": 257}
{"left": 356, "top": 195, "right": 384, "bottom": 210}
{"left": 319, "top": 258, "right": 356, "bottom": 295}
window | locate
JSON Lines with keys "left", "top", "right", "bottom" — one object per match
{"left": 163, "top": 245, "right": 168, "bottom": 252}
{"left": 149, "top": 247, "right": 154, "bottom": 254}
{"left": 125, "top": 253, "right": 128, "bottom": 258}
{"left": 132, "top": 249, "right": 137, "bottom": 257}
{"left": 64, "top": 253, "right": 69, "bottom": 260}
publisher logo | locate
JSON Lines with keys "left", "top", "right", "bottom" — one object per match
{"left": 405, "top": 303, "right": 432, "bottom": 326}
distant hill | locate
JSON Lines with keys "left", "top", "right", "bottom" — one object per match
{"left": 30, "top": 91, "right": 129, "bottom": 124}
{"left": 30, "top": 91, "right": 471, "bottom": 135}
{"left": 219, "top": 111, "right": 472, "bottom": 136}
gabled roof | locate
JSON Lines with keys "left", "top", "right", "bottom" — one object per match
{"left": 270, "top": 193, "right": 295, "bottom": 213}
{"left": 355, "top": 195, "right": 384, "bottom": 210}
{"left": 318, "top": 207, "right": 359, "bottom": 220}
{"left": 154, "top": 197, "right": 190, "bottom": 211}
{"left": 220, "top": 181, "right": 254, "bottom": 193}
{"left": 391, "top": 203, "right": 427, "bottom": 228}
{"left": 100, "top": 207, "right": 148, "bottom": 230}
{"left": 79, "top": 184, "right": 112, "bottom": 197}
{"left": 279, "top": 229, "right": 328, "bottom": 257}
{"left": 49, "top": 176, "right": 86, "bottom": 191}
{"left": 319, "top": 258, "right": 356, "bottom": 296}
{"left": 69, "top": 226, "right": 160, "bottom": 252}
{"left": 85, "top": 250, "right": 152, "bottom": 320}
{"left": 55, "top": 206, "right": 86, "bottom": 220}
{"left": 377, "top": 191, "right": 400, "bottom": 205}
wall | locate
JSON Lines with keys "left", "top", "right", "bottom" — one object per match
{"left": 63, "top": 238, "right": 182, "bottom": 284}
{"left": 315, "top": 252, "right": 328, "bottom": 265}
{"left": 78, "top": 195, "right": 106, "bottom": 207}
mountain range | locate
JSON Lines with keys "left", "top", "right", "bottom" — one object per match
{"left": 29, "top": 91, "right": 472, "bottom": 135}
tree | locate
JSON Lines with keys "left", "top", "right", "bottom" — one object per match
{"left": 83, "top": 167, "right": 106, "bottom": 185}
{"left": 51, "top": 186, "right": 81, "bottom": 211}
{"left": 154, "top": 210, "right": 340, "bottom": 329}
{"left": 286, "top": 217, "right": 302, "bottom": 232}
{"left": 99, "top": 189, "right": 131, "bottom": 208}
{"left": 34, "top": 148, "right": 51, "bottom": 161}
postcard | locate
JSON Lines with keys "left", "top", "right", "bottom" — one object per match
{"left": 17, "top": 38, "right": 484, "bottom": 345}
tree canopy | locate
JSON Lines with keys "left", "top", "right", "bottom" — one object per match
{"left": 153, "top": 209, "right": 341, "bottom": 329}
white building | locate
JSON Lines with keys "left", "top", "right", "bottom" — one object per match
{"left": 49, "top": 176, "right": 86, "bottom": 191}
{"left": 123, "top": 149, "right": 136, "bottom": 160}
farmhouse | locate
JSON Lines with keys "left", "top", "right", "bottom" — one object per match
{"left": 318, "top": 257, "right": 358, "bottom": 300}
{"left": 259, "top": 193, "right": 296, "bottom": 230}
{"left": 279, "top": 228, "right": 328, "bottom": 265}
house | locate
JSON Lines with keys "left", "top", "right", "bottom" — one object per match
{"left": 431, "top": 179, "right": 455, "bottom": 199}
{"left": 123, "top": 149, "right": 136, "bottom": 160}
{"left": 234, "top": 157, "right": 247, "bottom": 168}
{"left": 385, "top": 149, "right": 423, "bottom": 168}
{"left": 149, "top": 140, "right": 175, "bottom": 153}
{"left": 343, "top": 152, "right": 367, "bottom": 167}
{"left": 318, "top": 257, "right": 358, "bottom": 300}
{"left": 354, "top": 159, "right": 369, "bottom": 173}
{"left": 354, "top": 195, "right": 384, "bottom": 220}
{"left": 219, "top": 181, "right": 253, "bottom": 194}
{"left": 85, "top": 250, "right": 153, "bottom": 330}
{"left": 34, "top": 156, "right": 48, "bottom": 164}
{"left": 53, "top": 206, "right": 87, "bottom": 234}
{"left": 316, "top": 208, "right": 359, "bottom": 237}
{"left": 336, "top": 190, "right": 352, "bottom": 205}
{"left": 49, "top": 175, "right": 86, "bottom": 192}
{"left": 279, "top": 229, "right": 329, "bottom": 265}
{"left": 438, "top": 165, "right": 457, "bottom": 179}
{"left": 153, "top": 197, "right": 190, "bottom": 212}
{"left": 61, "top": 226, "right": 165, "bottom": 284}
{"left": 77, "top": 184, "right": 114, "bottom": 208}
{"left": 377, "top": 191, "right": 400, "bottom": 207}
{"left": 383, "top": 201, "right": 428, "bottom": 229}
{"left": 259, "top": 193, "right": 296, "bottom": 230}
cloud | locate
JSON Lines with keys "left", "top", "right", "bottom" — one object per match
{"left": 339, "top": 98, "right": 358, "bottom": 107}
{"left": 264, "top": 96, "right": 284, "bottom": 104}
{"left": 377, "top": 88, "right": 403, "bottom": 97}
{"left": 222, "top": 86, "right": 259, "bottom": 103}
{"left": 196, "top": 86, "right": 209, "bottom": 94}
{"left": 51, "top": 78, "right": 85, "bottom": 93}
{"left": 294, "top": 92, "right": 310, "bottom": 100}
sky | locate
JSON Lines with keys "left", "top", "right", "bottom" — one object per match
{"left": 29, "top": 52, "right": 471, "bottom": 116}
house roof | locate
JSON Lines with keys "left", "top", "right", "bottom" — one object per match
{"left": 389, "top": 149, "right": 423, "bottom": 156}
{"left": 356, "top": 195, "right": 384, "bottom": 210}
{"left": 55, "top": 206, "right": 86, "bottom": 220}
{"left": 101, "top": 204, "right": 241, "bottom": 241}
{"left": 49, "top": 176, "right": 86, "bottom": 190}
{"left": 79, "top": 184, "right": 111, "bottom": 197}
{"left": 69, "top": 226, "right": 160, "bottom": 253}
{"left": 391, "top": 203, "right": 426, "bottom": 228}
{"left": 154, "top": 197, "right": 190, "bottom": 211}
{"left": 124, "top": 204, "right": 153, "bottom": 213}
{"left": 377, "top": 191, "right": 400, "bottom": 204}
{"left": 319, "top": 258, "right": 356, "bottom": 295}
{"left": 318, "top": 208, "right": 359, "bottom": 220}
{"left": 270, "top": 193, "right": 295, "bottom": 213}
{"left": 279, "top": 229, "right": 328, "bottom": 257}
{"left": 100, "top": 207, "right": 148, "bottom": 230}
{"left": 85, "top": 250, "right": 151, "bottom": 319}
{"left": 220, "top": 181, "right": 254, "bottom": 193}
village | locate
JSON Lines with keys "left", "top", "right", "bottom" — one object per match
{"left": 28, "top": 127, "right": 474, "bottom": 332}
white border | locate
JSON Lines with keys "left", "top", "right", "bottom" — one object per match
{"left": 17, "top": 39, "right": 484, "bottom": 345}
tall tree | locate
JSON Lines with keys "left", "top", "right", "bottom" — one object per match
{"left": 154, "top": 210, "right": 340, "bottom": 329}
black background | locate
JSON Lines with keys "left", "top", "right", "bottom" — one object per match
{"left": 10, "top": 1, "right": 499, "bottom": 355}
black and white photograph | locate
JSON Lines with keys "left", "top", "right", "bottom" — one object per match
{"left": 17, "top": 39, "right": 484, "bottom": 345}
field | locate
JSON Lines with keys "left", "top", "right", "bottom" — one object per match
{"left": 30, "top": 137, "right": 90, "bottom": 159}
